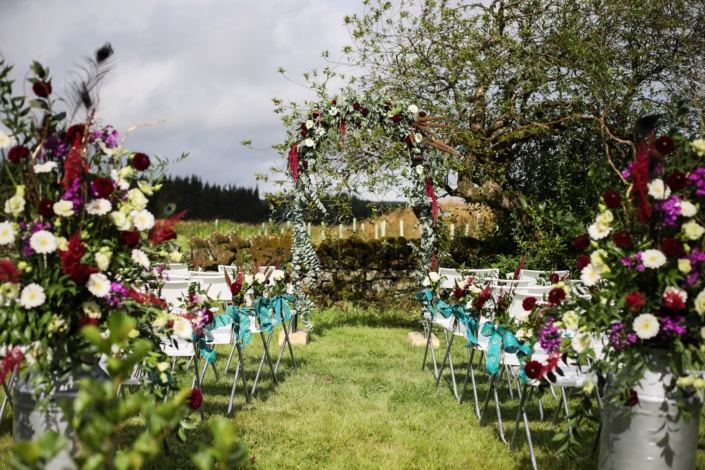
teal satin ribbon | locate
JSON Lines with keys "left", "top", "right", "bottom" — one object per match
{"left": 254, "top": 295, "right": 294, "bottom": 333}
{"left": 193, "top": 329, "right": 217, "bottom": 365}
{"left": 223, "top": 306, "right": 254, "bottom": 347}
{"left": 480, "top": 323, "right": 533, "bottom": 375}
{"left": 436, "top": 300, "right": 480, "bottom": 347}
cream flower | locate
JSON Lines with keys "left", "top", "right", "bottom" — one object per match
{"left": 692, "top": 139, "right": 705, "bottom": 157}
{"left": 633, "top": 313, "right": 659, "bottom": 339}
{"left": 428, "top": 272, "right": 441, "bottom": 283}
{"left": 0, "top": 221, "right": 17, "bottom": 245}
{"left": 562, "top": 311, "right": 580, "bottom": 331}
{"left": 580, "top": 264, "right": 601, "bottom": 287}
{"left": 588, "top": 223, "right": 612, "bottom": 240}
{"left": 5, "top": 195, "right": 25, "bottom": 217}
{"left": 20, "top": 283, "right": 46, "bottom": 309}
{"left": 316, "top": 127, "right": 325, "bottom": 137}
{"left": 590, "top": 249, "right": 609, "bottom": 271}
{"left": 305, "top": 120, "right": 314, "bottom": 130}
{"left": 678, "top": 258, "right": 692, "bottom": 274}
{"left": 244, "top": 274, "right": 254, "bottom": 285}
{"left": 55, "top": 236, "right": 68, "bottom": 251}
{"left": 416, "top": 165, "right": 424, "bottom": 175}
{"left": 82, "top": 300, "right": 102, "bottom": 319}
{"left": 131, "top": 249, "right": 151, "bottom": 269}
{"left": 86, "top": 198, "right": 112, "bottom": 216}
{"left": 53, "top": 200, "right": 75, "bottom": 217}
{"left": 680, "top": 201, "right": 697, "bottom": 218}
{"left": 408, "top": 104, "right": 418, "bottom": 114}
{"left": 682, "top": 220, "right": 705, "bottom": 241}
{"left": 304, "top": 138, "right": 315, "bottom": 147}
{"left": 137, "top": 181, "right": 155, "bottom": 196}
{"left": 595, "top": 210, "right": 614, "bottom": 226}
{"left": 254, "top": 272, "right": 266, "bottom": 284}
{"left": 571, "top": 332, "right": 591, "bottom": 354}
{"left": 95, "top": 252, "right": 110, "bottom": 271}
{"left": 329, "top": 107, "right": 339, "bottom": 116}
{"left": 87, "top": 273, "right": 111, "bottom": 298}
{"left": 109, "top": 211, "right": 131, "bottom": 231}
{"left": 132, "top": 209, "right": 155, "bottom": 231}
{"left": 695, "top": 289, "right": 705, "bottom": 316}
{"left": 169, "top": 251, "right": 183, "bottom": 263}
{"left": 29, "top": 230, "right": 57, "bottom": 254}
{"left": 0, "top": 282, "right": 19, "bottom": 299}
{"left": 414, "top": 133, "right": 423, "bottom": 143}
{"left": 271, "top": 269, "right": 285, "bottom": 281}
{"left": 127, "top": 188, "right": 148, "bottom": 212}
{"left": 641, "top": 249, "right": 667, "bottom": 269}
{"left": 173, "top": 317, "right": 193, "bottom": 340}
{"left": 647, "top": 179, "right": 671, "bottom": 200}
{"left": 33, "top": 161, "right": 57, "bottom": 173}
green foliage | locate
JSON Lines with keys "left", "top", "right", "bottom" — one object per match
{"left": 317, "top": 236, "right": 418, "bottom": 270}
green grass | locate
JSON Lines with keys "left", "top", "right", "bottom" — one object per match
{"left": 1, "top": 304, "right": 705, "bottom": 469}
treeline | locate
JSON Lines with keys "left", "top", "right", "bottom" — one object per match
{"left": 148, "top": 175, "right": 267, "bottom": 222}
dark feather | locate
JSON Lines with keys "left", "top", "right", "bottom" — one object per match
{"left": 95, "top": 43, "right": 114, "bottom": 63}
{"left": 636, "top": 114, "right": 662, "bottom": 138}
{"left": 66, "top": 42, "right": 115, "bottom": 121}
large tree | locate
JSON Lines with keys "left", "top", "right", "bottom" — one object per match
{"left": 336, "top": 0, "right": 705, "bottom": 214}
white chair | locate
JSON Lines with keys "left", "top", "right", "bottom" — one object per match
{"left": 517, "top": 269, "right": 570, "bottom": 285}
{"left": 159, "top": 280, "right": 190, "bottom": 308}
{"left": 439, "top": 268, "right": 499, "bottom": 289}
{"left": 218, "top": 265, "right": 239, "bottom": 276}
{"left": 159, "top": 336, "right": 204, "bottom": 418}
{"left": 166, "top": 263, "right": 189, "bottom": 272}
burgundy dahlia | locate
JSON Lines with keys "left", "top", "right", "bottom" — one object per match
{"left": 602, "top": 189, "right": 622, "bottom": 209}
{"left": 667, "top": 170, "right": 687, "bottom": 191}
{"left": 524, "top": 360, "right": 543, "bottom": 380}
{"left": 189, "top": 388, "right": 203, "bottom": 410}
{"left": 92, "top": 177, "right": 114, "bottom": 198}
{"left": 548, "top": 288, "right": 566, "bottom": 305}
{"left": 38, "top": 198, "right": 55, "bottom": 218}
{"left": 32, "top": 80, "right": 52, "bottom": 98}
{"left": 576, "top": 255, "right": 590, "bottom": 272}
{"left": 419, "top": 111, "right": 427, "bottom": 118}
{"left": 613, "top": 230, "right": 632, "bottom": 247}
{"left": 392, "top": 114, "right": 402, "bottom": 123}
{"left": 573, "top": 235, "right": 590, "bottom": 251}
{"left": 654, "top": 136, "right": 675, "bottom": 155}
{"left": 662, "top": 237, "right": 684, "bottom": 257}
{"left": 353, "top": 102, "right": 361, "bottom": 110}
{"left": 522, "top": 296, "right": 537, "bottom": 311}
{"left": 361, "top": 107, "right": 369, "bottom": 116}
{"left": 7, "top": 145, "right": 29, "bottom": 164}
{"left": 120, "top": 231, "right": 141, "bottom": 248}
{"left": 132, "top": 152, "right": 150, "bottom": 171}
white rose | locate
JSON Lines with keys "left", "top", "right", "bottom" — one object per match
{"left": 680, "top": 201, "right": 697, "bottom": 218}
{"left": 95, "top": 252, "right": 110, "bottom": 271}
{"left": 682, "top": 220, "right": 705, "bottom": 241}
{"left": 305, "top": 120, "right": 314, "bottom": 130}
{"left": 5, "top": 195, "right": 25, "bottom": 217}
{"left": 254, "top": 273, "right": 266, "bottom": 284}
{"left": 272, "top": 269, "right": 285, "bottom": 281}
{"left": 691, "top": 139, "right": 705, "bottom": 157}
{"left": 408, "top": 104, "right": 418, "bottom": 114}
{"left": 416, "top": 165, "right": 424, "bottom": 175}
{"left": 428, "top": 272, "right": 441, "bottom": 283}
{"left": 109, "top": 211, "right": 131, "bottom": 231}
{"left": 127, "top": 188, "right": 148, "bottom": 212}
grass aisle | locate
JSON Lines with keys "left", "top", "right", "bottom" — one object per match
{"left": 1, "top": 304, "right": 704, "bottom": 469}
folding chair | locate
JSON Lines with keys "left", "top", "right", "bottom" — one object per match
{"left": 159, "top": 280, "right": 190, "bottom": 308}
{"left": 517, "top": 269, "right": 570, "bottom": 285}
{"left": 223, "top": 306, "right": 254, "bottom": 414}
{"left": 159, "top": 336, "right": 204, "bottom": 418}
{"left": 439, "top": 268, "right": 499, "bottom": 289}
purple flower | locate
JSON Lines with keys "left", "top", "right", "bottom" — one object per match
{"left": 660, "top": 316, "right": 687, "bottom": 338}
{"left": 611, "top": 323, "right": 638, "bottom": 350}
{"left": 654, "top": 195, "right": 681, "bottom": 227}
{"left": 688, "top": 167, "right": 705, "bottom": 196}
{"left": 622, "top": 163, "right": 632, "bottom": 179}
{"left": 538, "top": 318, "right": 562, "bottom": 354}
{"left": 683, "top": 248, "right": 705, "bottom": 287}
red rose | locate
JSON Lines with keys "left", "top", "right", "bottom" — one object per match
{"left": 300, "top": 122, "right": 307, "bottom": 130}
{"left": 38, "top": 198, "right": 55, "bottom": 218}
{"left": 92, "top": 177, "right": 114, "bottom": 198}
{"left": 667, "top": 170, "right": 687, "bottom": 191}
{"left": 613, "top": 230, "right": 632, "bottom": 247}
{"left": 189, "top": 388, "right": 203, "bottom": 410}
{"left": 132, "top": 152, "right": 150, "bottom": 171}
{"left": 577, "top": 255, "right": 590, "bottom": 272}
{"left": 548, "top": 288, "right": 566, "bottom": 305}
{"left": 7, "top": 146, "right": 29, "bottom": 164}
{"left": 419, "top": 111, "right": 427, "bottom": 118}
{"left": 662, "top": 237, "right": 684, "bottom": 257}
{"left": 353, "top": 102, "right": 361, "bottom": 110}
{"left": 522, "top": 296, "right": 537, "bottom": 311}
{"left": 0, "top": 261, "right": 22, "bottom": 283}
{"left": 331, "top": 99, "right": 337, "bottom": 105}
{"left": 32, "top": 80, "right": 52, "bottom": 98}
{"left": 549, "top": 273, "right": 560, "bottom": 284}
{"left": 625, "top": 291, "right": 645, "bottom": 312}
{"left": 301, "top": 160, "right": 308, "bottom": 169}
{"left": 573, "top": 235, "right": 590, "bottom": 251}
{"left": 392, "top": 114, "right": 402, "bottom": 123}
{"left": 203, "top": 309, "right": 214, "bottom": 325}
{"left": 453, "top": 288, "right": 463, "bottom": 299}
{"left": 361, "top": 107, "right": 369, "bottom": 116}
{"left": 300, "top": 130, "right": 307, "bottom": 137}
{"left": 602, "top": 190, "right": 622, "bottom": 209}
{"left": 384, "top": 101, "right": 392, "bottom": 110}
{"left": 654, "top": 136, "right": 675, "bottom": 155}
{"left": 311, "top": 111, "right": 320, "bottom": 119}
{"left": 66, "top": 124, "right": 86, "bottom": 145}
{"left": 524, "top": 360, "right": 543, "bottom": 380}
{"left": 120, "top": 231, "right": 141, "bottom": 248}
{"left": 230, "top": 280, "right": 243, "bottom": 296}
{"left": 78, "top": 315, "right": 99, "bottom": 328}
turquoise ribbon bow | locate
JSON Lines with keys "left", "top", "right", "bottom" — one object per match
{"left": 254, "top": 295, "right": 294, "bottom": 332}
{"left": 223, "top": 306, "right": 254, "bottom": 347}
{"left": 480, "top": 323, "right": 533, "bottom": 375}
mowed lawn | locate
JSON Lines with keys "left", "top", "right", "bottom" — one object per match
{"left": 1, "top": 303, "right": 704, "bottom": 469}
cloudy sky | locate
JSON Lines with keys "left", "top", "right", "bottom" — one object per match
{"left": 0, "top": 0, "right": 364, "bottom": 193}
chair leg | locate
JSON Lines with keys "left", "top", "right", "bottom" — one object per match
{"left": 0, "top": 369, "right": 16, "bottom": 422}
{"left": 225, "top": 342, "right": 237, "bottom": 374}
{"left": 274, "top": 316, "right": 296, "bottom": 374}
{"left": 459, "top": 348, "right": 481, "bottom": 419}
{"left": 479, "top": 370, "right": 507, "bottom": 443}
{"left": 434, "top": 330, "right": 454, "bottom": 387}
{"left": 250, "top": 331, "right": 278, "bottom": 396}
{"left": 509, "top": 384, "right": 538, "bottom": 470}
{"left": 505, "top": 365, "right": 514, "bottom": 399}
{"left": 227, "top": 344, "right": 250, "bottom": 415}
{"left": 421, "top": 319, "right": 439, "bottom": 379}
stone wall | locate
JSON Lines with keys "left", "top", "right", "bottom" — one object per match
{"left": 314, "top": 268, "right": 416, "bottom": 299}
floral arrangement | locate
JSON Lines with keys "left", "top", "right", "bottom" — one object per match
{"left": 170, "top": 282, "right": 216, "bottom": 341}
{"left": 0, "top": 53, "right": 181, "bottom": 391}
{"left": 522, "top": 129, "right": 705, "bottom": 401}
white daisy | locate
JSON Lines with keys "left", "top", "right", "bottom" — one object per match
{"left": 19, "top": 283, "right": 46, "bottom": 309}
{"left": 132, "top": 209, "right": 155, "bottom": 231}
{"left": 173, "top": 317, "right": 193, "bottom": 339}
{"left": 33, "top": 161, "right": 57, "bottom": 173}
{"left": 29, "top": 230, "right": 57, "bottom": 254}
{"left": 86, "top": 198, "right": 112, "bottom": 216}
{"left": 316, "top": 127, "right": 326, "bottom": 137}
{"left": 87, "top": 273, "right": 111, "bottom": 298}
{"left": 647, "top": 179, "right": 671, "bottom": 200}
{"left": 588, "top": 223, "right": 612, "bottom": 240}
{"left": 131, "top": 249, "right": 150, "bottom": 269}
{"left": 0, "top": 221, "right": 17, "bottom": 245}
{"left": 680, "top": 201, "right": 697, "bottom": 218}
{"left": 580, "top": 264, "right": 601, "bottom": 287}
{"left": 633, "top": 313, "right": 660, "bottom": 340}
{"left": 641, "top": 249, "right": 667, "bottom": 269}
{"left": 53, "top": 200, "right": 74, "bottom": 217}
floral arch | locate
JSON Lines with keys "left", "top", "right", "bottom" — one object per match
{"left": 281, "top": 92, "right": 458, "bottom": 327}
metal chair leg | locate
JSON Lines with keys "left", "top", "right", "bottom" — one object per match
{"left": 250, "top": 330, "right": 278, "bottom": 396}
{"left": 227, "top": 344, "right": 250, "bottom": 415}
{"left": 274, "top": 314, "right": 296, "bottom": 374}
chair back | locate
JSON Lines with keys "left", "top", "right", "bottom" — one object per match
{"left": 166, "top": 263, "right": 189, "bottom": 272}
{"left": 218, "top": 265, "right": 238, "bottom": 276}
{"left": 439, "top": 267, "right": 499, "bottom": 289}
{"left": 160, "top": 280, "right": 190, "bottom": 308}
{"left": 517, "top": 269, "right": 570, "bottom": 285}
{"left": 190, "top": 273, "right": 232, "bottom": 303}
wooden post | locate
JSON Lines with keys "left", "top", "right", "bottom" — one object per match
{"left": 339, "top": 224, "right": 343, "bottom": 239}
{"left": 382, "top": 220, "right": 386, "bottom": 238}
{"left": 400, "top": 220, "right": 404, "bottom": 237}
{"left": 450, "top": 223, "right": 455, "bottom": 239}
{"left": 375, "top": 224, "right": 379, "bottom": 240}
{"left": 465, "top": 223, "right": 469, "bottom": 236}
{"left": 361, "top": 223, "right": 365, "bottom": 234}
{"left": 353, "top": 218, "right": 357, "bottom": 232}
